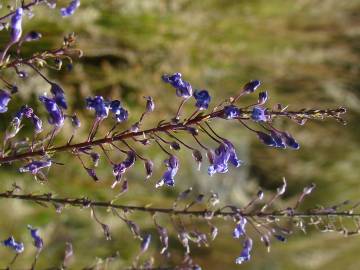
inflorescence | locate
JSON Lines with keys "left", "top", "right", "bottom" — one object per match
{"left": 0, "top": 1, "right": 351, "bottom": 269}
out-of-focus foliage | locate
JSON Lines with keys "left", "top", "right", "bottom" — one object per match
{"left": 0, "top": 0, "right": 359, "bottom": 269}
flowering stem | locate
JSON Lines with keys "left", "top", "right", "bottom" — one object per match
{"left": 0, "top": 107, "right": 345, "bottom": 164}
{"left": 0, "top": 191, "right": 359, "bottom": 219}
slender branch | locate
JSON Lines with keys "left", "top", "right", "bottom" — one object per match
{"left": 0, "top": 192, "right": 358, "bottom": 218}
{"left": 0, "top": 107, "right": 345, "bottom": 164}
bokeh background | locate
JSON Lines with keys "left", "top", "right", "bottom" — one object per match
{"left": 0, "top": 0, "right": 360, "bottom": 269}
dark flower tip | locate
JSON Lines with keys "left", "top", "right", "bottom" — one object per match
{"left": 242, "top": 80, "right": 261, "bottom": 94}
{"left": 193, "top": 89, "right": 211, "bottom": 110}
{"left": 223, "top": 105, "right": 240, "bottom": 119}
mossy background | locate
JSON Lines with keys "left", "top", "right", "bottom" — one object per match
{"left": 0, "top": 0, "right": 359, "bottom": 269}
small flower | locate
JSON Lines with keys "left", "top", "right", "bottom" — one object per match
{"left": 144, "top": 159, "right": 153, "bottom": 179}
{"left": 144, "top": 96, "right": 155, "bottom": 113}
{"left": 242, "top": 80, "right": 261, "bottom": 94}
{"left": 223, "top": 105, "right": 240, "bottom": 119}
{"left": 61, "top": 0, "right": 80, "bottom": 17}
{"left": 208, "top": 140, "right": 242, "bottom": 176}
{"left": 31, "top": 114, "right": 43, "bottom": 133}
{"left": 193, "top": 90, "right": 211, "bottom": 110}
{"left": 27, "top": 225, "right": 43, "bottom": 250}
{"left": 24, "top": 31, "right": 42, "bottom": 42}
{"left": 71, "top": 114, "right": 81, "bottom": 128}
{"left": 233, "top": 217, "right": 247, "bottom": 239}
{"left": 235, "top": 238, "right": 253, "bottom": 264}
{"left": 162, "top": 72, "right": 193, "bottom": 98}
{"left": 256, "top": 131, "right": 277, "bottom": 147}
{"left": 251, "top": 107, "right": 267, "bottom": 122}
{"left": 86, "top": 96, "right": 109, "bottom": 119}
{"left": 3, "top": 236, "right": 24, "bottom": 253}
{"left": 10, "top": 8, "right": 23, "bottom": 43}
{"left": 258, "top": 91, "right": 268, "bottom": 105}
{"left": 0, "top": 90, "right": 11, "bottom": 113}
{"left": 141, "top": 234, "right": 151, "bottom": 252}
{"left": 156, "top": 155, "right": 179, "bottom": 188}
{"left": 281, "top": 132, "right": 300, "bottom": 149}
{"left": 39, "top": 96, "right": 65, "bottom": 127}
{"left": 112, "top": 151, "right": 136, "bottom": 182}
{"left": 270, "top": 131, "right": 286, "bottom": 148}
{"left": 19, "top": 160, "right": 52, "bottom": 175}
{"left": 50, "top": 83, "right": 67, "bottom": 109}
{"left": 110, "top": 100, "right": 128, "bottom": 122}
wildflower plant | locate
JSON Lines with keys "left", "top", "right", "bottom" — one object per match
{"left": 0, "top": 1, "right": 354, "bottom": 269}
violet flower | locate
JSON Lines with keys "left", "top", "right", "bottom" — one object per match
{"left": 145, "top": 96, "right": 155, "bottom": 113}
{"left": 24, "top": 31, "right": 42, "bottom": 42}
{"left": 10, "top": 8, "right": 23, "bottom": 43}
{"left": 0, "top": 90, "right": 11, "bottom": 113}
{"left": 140, "top": 234, "right": 151, "bottom": 252}
{"left": 258, "top": 91, "right": 268, "bottom": 105}
{"left": 281, "top": 132, "right": 300, "bottom": 149}
{"left": 19, "top": 160, "right": 52, "bottom": 175}
{"left": 223, "top": 105, "right": 240, "bottom": 119}
{"left": 156, "top": 155, "right": 179, "bottom": 188}
{"left": 193, "top": 89, "right": 211, "bottom": 110}
{"left": 242, "top": 80, "right": 260, "bottom": 94}
{"left": 3, "top": 236, "right": 24, "bottom": 253}
{"left": 86, "top": 96, "right": 109, "bottom": 119}
{"left": 112, "top": 151, "right": 136, "bottom": 182}
{"left": 235, "top": 238, "right": 253, "bottom": 264}
{"left": 50, "top": 83, "right": 67, "bottom": 109}
{"left": 162, "top": 72, "right": 193, "bottom": 98}
{"left": 39, "top": 96, "right": 65, "bottom": 127}
{"left": 233, "top": 217, "right": 247, "bottom": 239}
{"left": 27, "top": 225, "right": 43, "bottom": 250}
{"left": 256, "top": 131, "right": 277, "bottom": 147}
{"left": 61, "top": 0, "right": 80, "bottom": 17}
{"left": 251, "top": 107, "right": 267, "bottom": 122}
{"left": 110, "top": 100, "right": 128, "bottom": 122}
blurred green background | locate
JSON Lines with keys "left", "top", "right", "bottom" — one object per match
{"left": 0, "top": 0, "right": 360, "bottom": 269}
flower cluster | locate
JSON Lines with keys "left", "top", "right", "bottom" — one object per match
{"left": 86, "top": 96, "right": 128, "bottom": 122}
{"left": 2, "top": 225, "right": 43, "bottom": 254}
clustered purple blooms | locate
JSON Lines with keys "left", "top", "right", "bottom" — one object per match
{"left": 3, "top": 236, "right": 24, "bottom": 253}
{"left": 61, "top": 0, "right": 81, "bottom": 17}
{"left": 0, "top": 89, "right": 11, "bottom": 113}
{"left": 235, "top": 238, "right": 253, "bottom": 264}
{"left": 10, "top": 8, "right": 23, "bottom": 43}
{"left": 86, "top": 97, "right": 128, "bottom": 122}
{"left": 156, "top": 155, "right": 179, "bottom": 188}
{"left": 162, "top": 72, "right": 193, "bottom": 98}
{"left": 208, "top": 140, "right": 242, "bottom": 176}
{"left": 193, "top": 90, "right": 211, "bottom": 110}
{"left": 257, "top": 131, "right": 300, "bottom": 149}
{"left": 19, "top": 160, "right": 52, "bottom": 175}
{"left": 27, "top": 225, "right": 43, "bottom": 250}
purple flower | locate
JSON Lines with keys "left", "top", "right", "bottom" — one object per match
{"left": 223, "top": 105, "right": 240, "bottom": 119}
{"left": 235, "top": 238, "right": 253, "bottom": 264}
{"left": 156, "top": 155, "right": 179, "bottom": 188}
{"left": 50, "top": 83, "right": 67, "bottom": 109}
{"left": 162, "top": 72, "right": 193, "bottom": 98}
{"left": 86, "top": 96, "right": 109, "bottom": 119}
{"left": 141, "top": 234, "right": 151, "bottom": 252}
{"left": 19, "top": 160, "right": 52, "bottom": 175}
{"left": 242, "top": 80, "right": 260, "bottom": 94}
{"left": 24, "top": 31, "right": 42, "bottom": 42}
{"left": 145, "top": 96, "right": 155, "bottom": 113}
{"left": 112, "top": 151, "right": 136, "bottom": 181}
{"left": 193, "top": 90, "right": 211, "bottom": 110}
{"left": 144, "top": 159, "right": 153, "bottom": 179}
{"left": 39, "top": 96, "right": 65, "bottom": 127}
{"left": 270, "top": 131, "right": 286, "bottom": 148}
{"left": 27, "top": 225, "right": 43, "bottom": 250}
{"left": 110, "top": 100, "right": 129, "bottom": 122}
{"left": 61, "top": 0, "right": 80, "bottom": 17}
{"left": 10, "top": 8, "right": 23, "bottom": 43}
{"left": 208, "top": 141, "right": 242, "bottom": 176}
{"left": 281, "top": 132, "right": 300, "bottom": 149}
{"left": 16, "top": 105, "right": 33, "bottom": 119}
{"left": 251, "top": 107, "right": 267, "bottom": 122}
{"left": 256, "top": 131, "right": 277, "bottom": 147}
{"left": 31, "top": 114, "right": 43, "bottom": 133}
{"left": 0, "top": 90, "right": 11, "bottom": 113}
{"left": 3, "top": 236, "right": 24, "bottom": 253}
{"left": 258, "top": 91, "right": 268, "bottom": 105}
{"left": 233, "top": 217, "right": 247, "bottom": 239}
